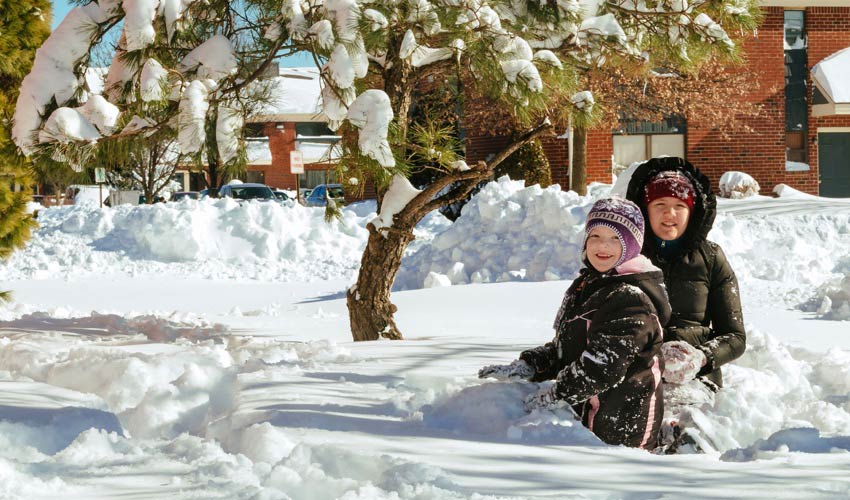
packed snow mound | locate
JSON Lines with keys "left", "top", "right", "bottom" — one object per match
{"left": 1, "top": 198, "right": 450, "bottom": 282}
{"left": 397, "top": 177, "right": 594, "bottom": 290}
{"left": 799, "top": 262, "right": 850, "bottom": 320}
{"left": 719, "top": 171, "right": 760, "bottom": 199}
{"left": 710, "top": 211, "right": 850, "bottom": 287}
{"left": 398, "top": 176, "right": 850, "bottom": 291}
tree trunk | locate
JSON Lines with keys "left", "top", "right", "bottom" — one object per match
{"left": 346, "top": 121, "right": 554, "bottom": 342}
{"left": 570, "top": 125, "right": 588, "bottom": 196}
{"left": 347, "top": 224, "right": 415, "bottom": 341}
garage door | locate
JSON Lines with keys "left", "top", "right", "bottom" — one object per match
{"left": 819, "top": 132, "right": 850, "bottom": 198}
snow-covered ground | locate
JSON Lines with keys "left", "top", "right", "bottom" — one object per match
{"left": 2, "top": 179, "right": 850, "bottom": 498}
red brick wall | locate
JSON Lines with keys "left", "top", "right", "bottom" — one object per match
{"left": 586, "top": 129, "right": 614, "bottom": 184}
{"left": 806, "top": 7, "right": 850, "bottom": 192}
{"left": 685, "top": 7, "right": 802, "bottom": 194}
{"left": 261, "top": 122, "right": 299, "bottom": 190}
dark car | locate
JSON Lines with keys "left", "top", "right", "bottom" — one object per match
{"left": 171, "top": 191, "right": 200, "bottom": 202}
{"left": 218, "top": 183, "right": 275, "bottom": 201}
{"left": 304, "top": 184, "right": 344, "bottom": 207}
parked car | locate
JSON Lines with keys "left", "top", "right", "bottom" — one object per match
{"left": 218, "top": 183, "right": 275, "bottom": 201}
{"left": 304, "top": 184, "right": 344, "bottom": 207}
{"left": 171, "top": 191, "right": 200, "bottom": 202}
{"left": 271, "top": 189, "right": 290, "bottom": 202}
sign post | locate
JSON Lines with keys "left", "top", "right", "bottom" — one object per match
{"left": 94, "top": 167, "right": 106, "bottom": 208}
{"left": 290, "top": 150, "right": 305, "bottom": 204}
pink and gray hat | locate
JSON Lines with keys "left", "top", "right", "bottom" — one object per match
{"left": 584, "top": 197, "right": 645, "bottom": 267}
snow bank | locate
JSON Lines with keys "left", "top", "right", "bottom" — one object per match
{"left": 398, "top": 176, "right": 850, "bottom": 292}
{"left": 2, "top": 198, "right": 450, "bottom": 283}
{"left": 719, "top": 171, "right": 760, "bottom": 199}
{"left": 396, "top": 177, "right": 593, "bottom": 289}
{"left": 800, "top": 260, "right": 850, "bottom": 320}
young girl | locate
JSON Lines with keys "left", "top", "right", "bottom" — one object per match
{"left": 479, "top": 197, "right": 671, "bottom": 449}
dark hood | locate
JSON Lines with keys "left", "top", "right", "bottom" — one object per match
{"left": 624, "top": 157, "right": 716, "bottom": 253}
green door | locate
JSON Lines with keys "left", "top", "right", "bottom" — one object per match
{"left": 819, "top": 132, "right": 850, "bottom": 198}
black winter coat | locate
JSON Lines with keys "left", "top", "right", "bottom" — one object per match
{"left": 520, "top": 257, "right": 671, "bottom": 449}
{"left": 625, "top": 157, "right": 746, "bottom": 388}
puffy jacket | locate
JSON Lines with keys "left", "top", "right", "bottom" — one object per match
{"left": 625, "top": 156, "right": 746, "bottom": 388}
{"left": 520, "top": 256, "right": 671, "bottom": 449}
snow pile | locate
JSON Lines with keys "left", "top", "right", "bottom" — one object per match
{"left": 0, "top": 199, "right": 371, "bottom": 282}
{"left": 799, "top": 259, "right": 850, "bottom": 320}
{"left": 1, "top": 198, "right": 451, "bottom": 283}
{"left": 685, "top": 326, "right": 850, "bottom": 452}
{"left": 718, "top": 171, "right": 760, "bottom": 199}
{"left": 397, "top": 177, "right": 594, "bottom": 290}
{"left": 399, "top": 176, "right": 850, "bottom": 292}
{"left": 710, "top": 211, "right": 850, "bottom": 287}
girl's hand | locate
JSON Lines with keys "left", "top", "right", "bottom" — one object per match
{"left": 478, "top": 359, "right": 534, "bottom": 381}
{"left": 523, "top": 385, "right": 559, "bottom": 412}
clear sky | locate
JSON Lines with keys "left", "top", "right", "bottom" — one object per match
{"left": 51, "top": 0, "right": 73, "bottom": 30}
{"left": 49, "top": 0, "right": 314, "bottom": 67}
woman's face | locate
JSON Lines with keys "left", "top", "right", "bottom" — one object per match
{"left": 586, "top": 225, "right": 623, "bottom": 273}
{"left": 647, "top": 196, "right": 691, "bottom": 241}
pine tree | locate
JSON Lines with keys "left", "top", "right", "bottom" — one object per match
{"left": 13, "top": 0, "right": 760, "bottom": 338}
{"left": 0, "top": 0, "right": 51, "bottom": 300}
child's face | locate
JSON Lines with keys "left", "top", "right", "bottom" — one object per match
{"left": 586, "top": 225, "right": 623, "bottom": 273}
{"left": 647, "top": 196, "right": 691, "bottom": 241}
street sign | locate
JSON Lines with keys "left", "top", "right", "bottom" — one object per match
{"left": 94, "top": 167, "right": 107, "bottom": 183}
{"left": 290, "top": 150, "right": 305, "bottom": 174}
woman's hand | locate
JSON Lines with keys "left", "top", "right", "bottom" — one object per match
{"left": 661, "top": 341, "right": 707, "bottom": 384}
{"left": 478, "top": 359, "right": 534, "bottom": 381}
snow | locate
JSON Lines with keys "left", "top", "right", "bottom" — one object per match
{"left": 718, "top": 171, "right": 760, "bottom": 199}
{"left": 38, "top": 107, "right": 101, "bottom": 146}
{"left": 346, "top": 90, "right": 395, "bottom": 167}
{"left": 372, "top": 175, "right": 422, "bottom": 236}
{"left": 786, "top": 160, "right": 811, "bottom": 172}
{"left": 122, "top": 0, "right": 159, "bottom": 51}
{"left": 3, "top": 178, "right": 850, "bottom": 497}
{"left": 139, "top": 58, "right": 169, "bottom": 102}
{"left": 178, "top": 35, "right": 238, "bottom": 81}
{"left": 216, "top": 106, "right": 243, "bottom": 164}
{"left": 256, "top": 67, "right": 324, "bottom": 118}
{"left": 177, "top": 80, "right": 211, "bottom": 154}
{"left": 812, "top": 46, "right": 850, "bottom": 103}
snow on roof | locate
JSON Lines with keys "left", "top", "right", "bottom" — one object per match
{"left": 295, "top": 140, "right": 341, "bottom": 164}
{"left": 251, "top": 67, "right": 325, "bottom": 122}
{"left": 246, "top": 138, "right": 272, "bottom": 165}
{"left": 812, "top": 46, "right": 850, "bottom": 105}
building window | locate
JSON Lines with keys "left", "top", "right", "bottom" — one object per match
{"left": 246, "top": 170, "right": 265, "bottom": 184}
{"left": 295, "top": 122, "right": 335, "bottom": 137}
{"left": 612, "top": 117, "right": 686, "bottom": 171}
{"left": 784, "top": 10, "right": 807, "bottom": 163}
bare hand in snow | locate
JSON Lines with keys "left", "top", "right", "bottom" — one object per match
{"left": 662, "top": 341, "right": 707, "bottom": 384}
{"left": 478, "top": 359, "right": 534, "bottom": 381}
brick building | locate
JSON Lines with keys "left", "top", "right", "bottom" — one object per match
{"left": 174, "top": 66, "right": 340, "bottom": 193}
{"left": 467, "top": 1, "right": 850, "bottom": 197}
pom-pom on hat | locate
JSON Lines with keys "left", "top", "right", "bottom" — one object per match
{"left": 644, "top": 170, "right": 695, "bottom": 209}
{"left": 584, "top": 197, "right": 645, "bottom": 268}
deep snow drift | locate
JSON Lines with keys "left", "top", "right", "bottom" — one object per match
{"left": 2, "top": 178, "right": 850, "bottom": 498}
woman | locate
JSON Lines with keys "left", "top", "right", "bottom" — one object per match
{"left": 625, "top": 157, "right": 746, "bottom": 389}
{"left": 479, "top": 198, "right": 671, "bottom": 449}
{"left": 625, "top": 157, "right": 746, "bottom": 453}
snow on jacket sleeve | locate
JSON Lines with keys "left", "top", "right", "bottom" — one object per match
{"left": 552, "top": 287, "right": 650, "bottom": 405}
{"left": 519, "top": 340, "right": 562, "bottom": 382}
{"left": 699, "top": 243, "right": 746, "bottom": 375}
